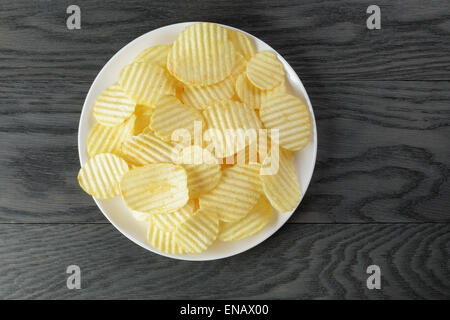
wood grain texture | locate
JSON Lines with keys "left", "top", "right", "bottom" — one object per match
{"left": 0, "top": 0, "right": 449, "bottom": 82}
{"left": 1, "top": 80, "right": 448, "bottom": 223}
{"left": 296, "top": 80, "right": 450, "bottom": 223}
{"left": 0, "top": 0, "right": 449, "bottom": 300}
{"left": 0, "top": 223, "right": 449, "bottom": 299}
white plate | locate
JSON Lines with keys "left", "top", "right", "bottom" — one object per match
{"left": 78, "top": 22, "right": 317, "bottom": 261}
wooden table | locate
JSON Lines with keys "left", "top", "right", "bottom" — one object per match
{"left": 1, "top": 0, "right": 449, "bottom": 299}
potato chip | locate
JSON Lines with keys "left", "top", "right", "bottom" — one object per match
{"left": 175, "top": 83, "right": 184, "bottom": 101}
{"left": 133, "top": 104, "right": 153, "bottom": 135}
{"left": 232, "top": 142, "right": 259, "bottom": 165}
{"left": 131, "top": 210, "right": 152, "bottom": 222}
{"left": 260, "top": 149, "right": 301, "bottom": 212}
{"left": 120, "top": 164, "right": 188, "bottom": 214}
{"left": 133, "top": 45, "right": 171, "bottom": 67}
{"left": 121, "top": 132, "right": 175, "bottom": 166}
{"left": 150, "top": 95, "right": 204, "bottom": 141}
{"left": 260, "top": 93, "right": 311, "bottom": 151}
{"left": 87, "top": 115, "right": 135, "bottom": 158}
{"left": 230, "top": 53, "right": 247, "bottom": 79}
{"left": 246, "top": 51, "right": 285, "bottom": 90}
{"left": 199, "top": 164, "right": 262, "bottom": 222}
{"left": 202, "top": 100, "right": 262, "bottom": 158}
{"left": 228, "top": 29, "right": 256, "bottom": 60}
{"left": 176, "top": 146, "right": 222, "bottom": 198}
{"left": 219, "top": 196, "right": 273, "bottom": 241}
{"left": 167, "top": 22, "right": 236, "bottom": 86}
{"left": 151, "top": 199, "right": 197, "bottom": 232}
{"left": 118, "top": 62, "right": 173, "bottom": 106}
{"left": 147, "top": 222, "right": 184, "bottom": 254}
{"left": 141, "top": 126, "right": 152, "bottom": 134}
{"left": 93, "top": 83, "right": 136, "bottom": 126}
{"left": 78, "top": 153, "right": 129, "bottom": 199}
{"left": 174, "top": 209, "right": 219, "bottom": 253}
{"left": 235, "top": 73, "right": 285, "bottom": 109}
{"left": 181, "top": 76, "right": 235, "bottom": 110}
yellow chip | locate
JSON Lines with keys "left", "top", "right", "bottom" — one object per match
{"left": 150, "top": 95, "right": 204, "bottom": 141}
{"left": 86, "top": 115, "right": 135, "bottom": 158}
{"left": 147, "top": 222, "right": 184, "bottom": 255}
{"left": 131, "top": 210, "right": 152, "bottom": 222}
{"left": 167, "top": 22, "right": 236, "bottom": 86}
{"left": 199, "top": 164, "right": 262, "bottom": 222}
{"left": 230, "top": 53, "right": 247, "bottom": 79}
{"left": 133, "top": 104, "right": 153, "bottom": 135}
{"left": 235, "top": 73, "right": 285, "bottom": 109}
{"left": 260, "top": 149, "right": 301, "bottom": 212}
{"left": 174, "top": 209, "right": 219, "bottom": 253}
{"left": 133, "top": 45, "right": 171, "bottom": 67}
{"left": 181, "top": 76, "right": 235, "bottom": 110}
{"left": 228, "top": 29, "right": 256, "bottom": 60}
{"left": 202, "top": 100, "right": 262, "bottom": 158}
{"left": 176, "top": 146, "right": 222, "bottom": 198}
{"left": 78, "top": 153, "right": 129, "bottom": 199}
{"left": 118, "top": 62, "right": 173, "bottom": 106}
{"left": 246, "top": 51, "right": 285, "bottom": 90}
{"left": 121, "top": 132, "right": 175, "bottom": 166}
{"left": 141, "top": 127, "right": 152, "bottom": 134}
{"left": 151, "top": 199, "right": 197, "bottom": 232}
{"left": 230, "top": 142, "right": 260, "bottom": 165}
{"left": 120, "top": 164, "right": 189, "bottom": 215}
{"left": 260, "top": 93, "right": 311, "bottom": 151}
{"left": 93, "top": 83, "right": 136, "bottom": 126}
{"left": 219, "top": 196, "right": 273, "bottom": 241}
{"left": 175, "top": 83, "right": 184, "bottom": 101}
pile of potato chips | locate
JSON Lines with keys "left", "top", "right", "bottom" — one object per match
{"left": 78, "top": 22, "right": 312, "bottom": 255}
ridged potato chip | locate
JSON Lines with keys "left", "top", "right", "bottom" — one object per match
{"left": 133, "top": 104, "right": 153, "bottom": 135}
{"left": 260, "top": 93, "right": 311, "bottom": 151}
{"left": 235, "top": 73, "right": 285, "bottom": 109}
{"left": 181, "top": 76, "right": 235, "bottom": 110}
{"left": 150, "top": 95, "right": 204, "bottom": 141}
{"left": 202, "top": 100, "right": 262, "bottom": 158}
{"left": 260, "top": 149, "right": 301, "bottom": 212}
{"left": 131, "top": 210, "right": 152, "bottom": 222}
{"left": 120, "top": 164, "right": 189, "bottom": 215}
{"left": 78, "top": 153, "right": 129, "bottom": 199}
{"left": 230, "top": 53, "right": 247, "bottom": 79}
{"left": 147, "top": 222, "right": 184, "bottom": 254}
{"left": 87, "top": 115, "right": 135, "bottom": 157}
{"left": 174, "top": 209, "right": 219, "bottom": 253}
{"left": 151, "top": 199, "right": 197, "bottom": 232}
{"left": 228, "top": 29, "right": 256, "bottom": 60}
{"left": 246, "top": 51, "right": 285, "bottom": 90}
{"left": 119, "top": 62, "right": 173, "bottom": 106}
{"left": 121, "top": 132, "right": 175, "bottom": 166}
{"left": 167, "top": 22, "right": 236, "bottom": 86}
{"left": 93, "top": 83, "right": 136, "bottom": 126}
{"left": 133, "top": 45, "right": 171, "bottom": 67}
{"left": 219, "top": 196, "right": 273, "bottom": 241}
{"left": 176, "top": 146, "right": 222, "bottom": 198}
{"left": 175, "top": 82, "right": 184, "bottom": 101}
{"left": 199, "top": 164, "right": 262, "bottom": 222}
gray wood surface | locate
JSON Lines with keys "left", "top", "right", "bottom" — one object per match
{"left": 1, "top": 223, "right": 449, "bottom": 299}
{"left": 0, "top": 0, "right": 449, "bottom": 299}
